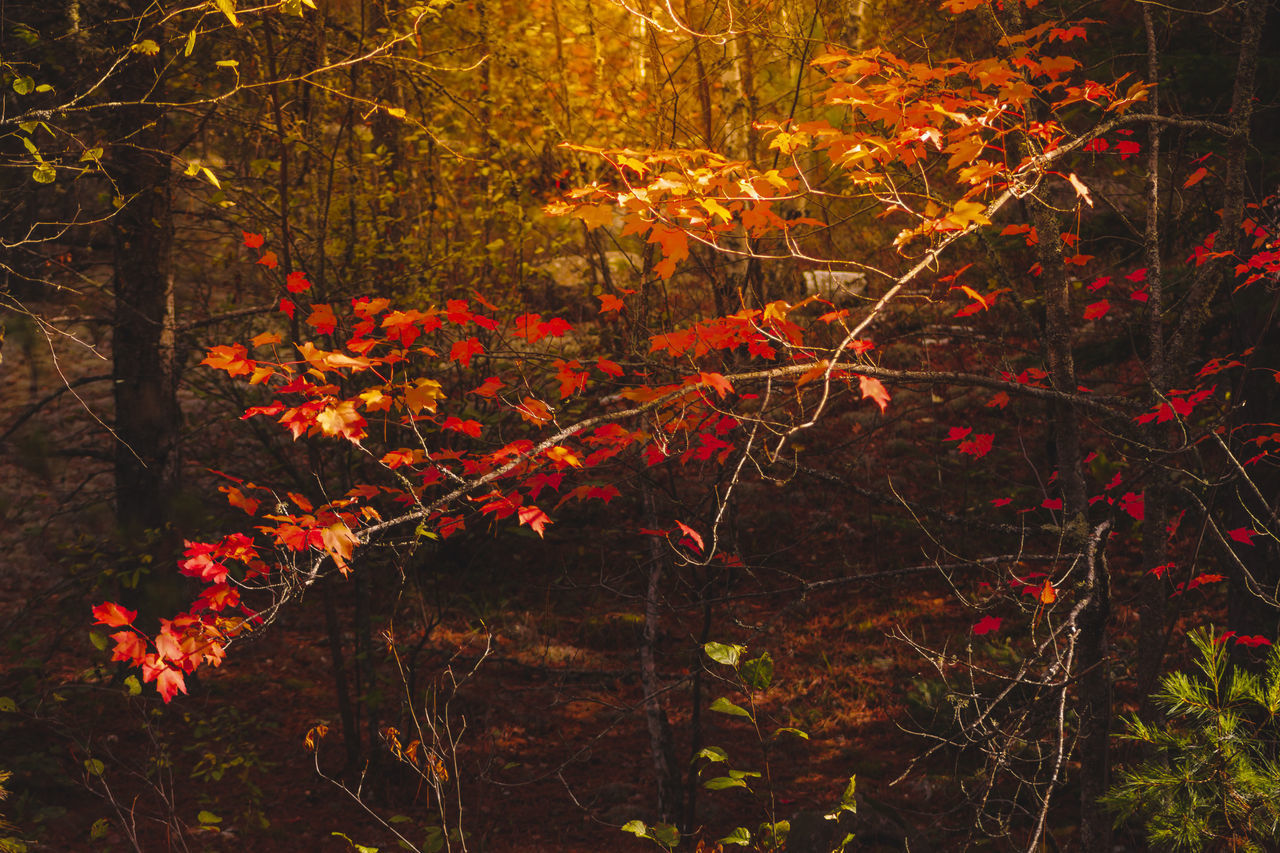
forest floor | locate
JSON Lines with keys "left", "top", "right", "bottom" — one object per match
{"left": 0, "top": 517, "right": 1009, "bottom": 853}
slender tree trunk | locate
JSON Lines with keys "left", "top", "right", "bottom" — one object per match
{"left": 1036, "top": 200, "right": 1112, "bottom": 850}
{"left": 641, "top": 480, "right": 682, "bottom": 823}
{"left": 109, "top": 14, "right": 179, "bottom": 536}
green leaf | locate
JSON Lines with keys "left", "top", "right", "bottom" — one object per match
{"left": 196, "top": 810, "right": 222, "bottom": 824}
{"left": 89, "top": 817, "right": 111, "bottom": 841}
{"left": 214, "top": 0, "right": 241, "bottom": 27}
{"left": 80, "top": 147, "right": 103, "bottom": 163}
{"left": 32, "top": 163, "right": 56, "bottom": 184}
{"left": 331, "top": 833, "right": 378, "bottom": 853}
{"left": 621, "top": 820, "right": 647, "bottom": 837}
{"left": 704, "top": 775, "right": 748, "bottom": 790}
{"left": 89, "top": 631, "right": 108, "bottom": 651}
{"left": 421, "top": 827, "right": 444, "bottom": 853}
{"left": 84, "top": 758, "right": 105, "bottom": 776}
{"left": 704, "top": 641, "right": 745, "bottom": 667}
{"left": 0, "top": 697, "right": 16, "bottom": 712}
{"left": 124, "top": 675, "right": 141, "bottom": 696}
{"left": 709, "top": 696, "right": 752, "bottom": 719}
{"left": 12, "top": 76, "right": 34, "bottom": 95}
{"left": 130, "top": 39, "right": 159, "bottom": 55}
{"left": 839, "top": 774, "right": 857, "bottom": 809}
{"left": 695, "top": 746, "right": 728, "bottom": 763}
{"left": 741, "top": 652, "right": 774, "bottom": 690}
{"left": 184, "top": 28, "right": 198, "bottom": 57}
{"left": 649, "top": 823, "right": 679, "bottom": 848}
{"left": 718, "top": 827, "right": 752, "bottom": 846}
{"left": 216, "top": 59, "right": 239, "bottom": 68}
{"left": 774, "top": 726, "right": 809, "bottom": 740}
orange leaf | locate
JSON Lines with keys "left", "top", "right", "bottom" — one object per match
{"left": 1038, "top": 579, "right": 1057, "bottom": 604}
{"left": 257, "top": 250, "right": 279, "bottom": 269}
{"left": 1182, "top": 166, "right": 1209, "bottom": 189}
{"left": 516, "top": 396, "right": 553, "bottom": 425}
{"left": 307, "top": 303, "right": 337, "bottom": 335}
{"left": 251, "top": 331, "right": 282, "bottom": 348}
{"left": 320, "top": 522, "right": 359, "bottom": 575}
{"left": 859, "top": 375, "right": 890, "bottom": 412}
{"left": 202, "top": 344, "right": 255, "bottom": 377}
{"left": 700, "top": 372, "right": 733, "bottom": 399}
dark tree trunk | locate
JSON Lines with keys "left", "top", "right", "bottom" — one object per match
{"left": 109, "top": 32, "right": 179, "bottom": 535}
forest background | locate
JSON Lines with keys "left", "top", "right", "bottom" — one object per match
{"left": 1, "top": 0, "right": 1279, "bottom": 850}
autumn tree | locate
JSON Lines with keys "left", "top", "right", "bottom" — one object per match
{"left": 78, "top": 0, "right": 1280, "bottom": 849}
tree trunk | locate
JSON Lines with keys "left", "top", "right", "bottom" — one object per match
{"left": 641, "top": 480, "right": 682, "bottom": 824}
{"left": 109, "top": 19, "right": 179, "bottom": 536}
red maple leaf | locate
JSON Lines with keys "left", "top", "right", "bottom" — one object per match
{"left": 92, "top": 602, "right": 138, "bottom": 628}
{"left": 285, "top": 270, "right": 311, "bottom": 293}
{"left": 1083, "top": 299, "right": 1110, "bottom": 320}
{"left": 517, "top": 505, "right": 552, "bottom": 537}
{"left": 676, "top": 521, "right": 704, "bottom": 553}
{"left": 443, "top": 417, "right": 483, "bottom": 438}
{"left": 470, "top": 377, "right": 504, "bottom": 398}
{"left": 110, "top": 630, "right": 147, "bottom": 664}
{"left": 972, "top": 615, "right": 1002, "bottom": 635}
{"left": 1228, "top": 527, "right": 1257, "bottom": 545}
{"left": 596, "top": 358, "right": 624, "bottom": 378}
{"left": 959, "top": 433, "right": 994, "bottom": 457}
{"left": 449, "top": 337, "right": 485, "bottom": 367}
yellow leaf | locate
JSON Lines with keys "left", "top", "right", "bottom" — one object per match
{"left": 403, "top": 379, "right": 445, "bottom": 414}
{"left": 574, "top": 204, "right": 615, "bottom": 229}
{"left": 699, "top": 197, "right": 732, "bottom": 223}
{"left": 214, "top": 0, "right": 241, "bottom": 27}
{"left": 944, "top": 200, "right": 991, "bottom": 230}
{"left": 546, "top": 446, "right": 582, "bottom": 467}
